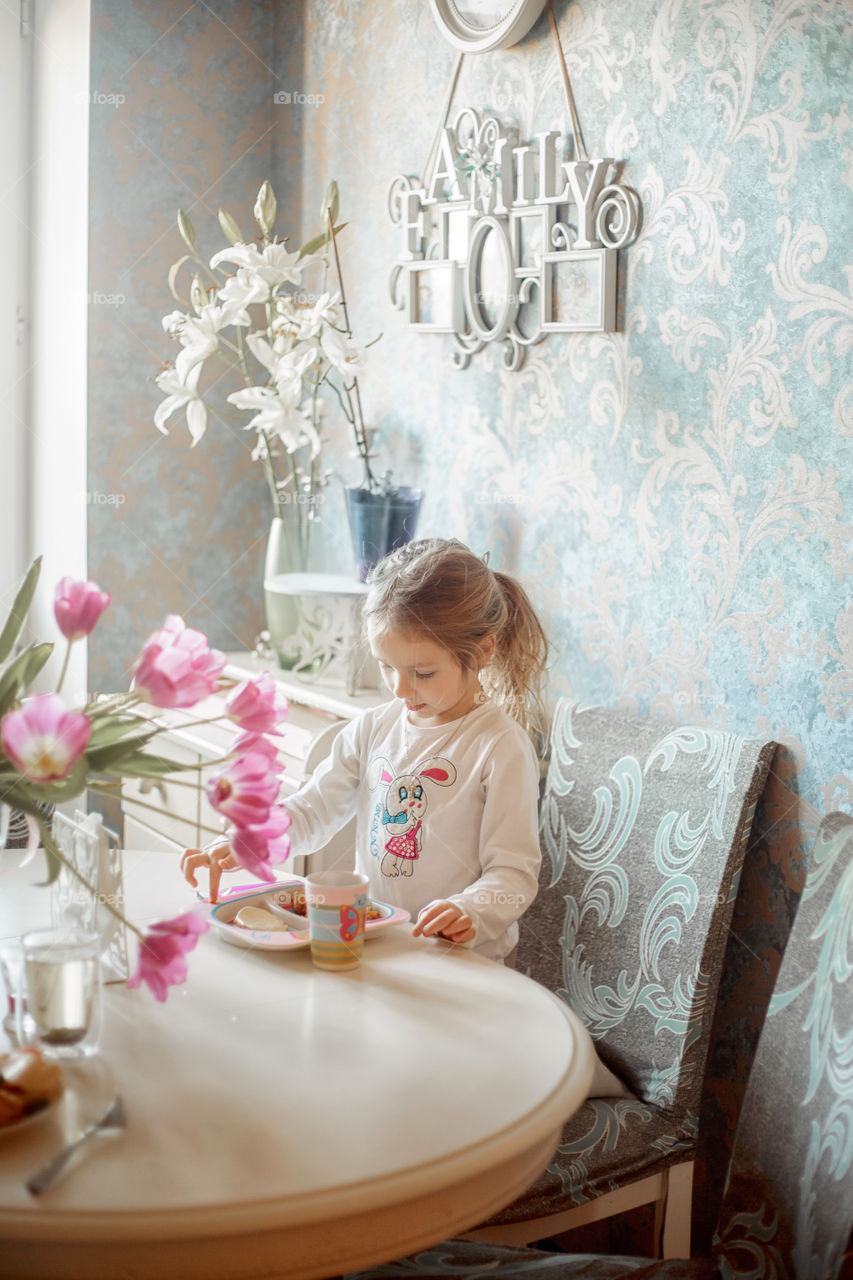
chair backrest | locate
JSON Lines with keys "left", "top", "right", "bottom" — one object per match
{"left": 518, "top": 699, "right": 775, "bottom": 1115}
{"left": 712, "top": 811, "right": 853, "bottom": 1280}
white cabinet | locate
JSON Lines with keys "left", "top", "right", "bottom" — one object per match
{"left": 121, "top": 652, "right": 388, "bottom": 877}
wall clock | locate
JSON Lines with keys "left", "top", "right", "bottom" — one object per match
{"left": 428, "top": 0, "right": 550, "bottom": 52}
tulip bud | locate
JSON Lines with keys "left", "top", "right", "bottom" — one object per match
{"left": 54, "top": 578, "right": 111, "bottom": 642}
{"left": 254, "top": 181, "right": 277, "bottom": 236}
{"left": 218, "top": 208, "right": 243, "bottom": 246}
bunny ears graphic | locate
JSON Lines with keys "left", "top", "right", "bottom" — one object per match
{"left": 367, "top": 756, "right": 458, "bottom": 789}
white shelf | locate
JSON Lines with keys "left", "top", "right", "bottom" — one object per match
{"left": 223, "top": 651, "right": 389, "bottom": 721}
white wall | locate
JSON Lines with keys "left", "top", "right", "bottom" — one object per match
{"left": 29, "top": 0, "right": 90, "bottom": 699}
{"left": 0, "top": 2, "right": 32, "bottom": 613}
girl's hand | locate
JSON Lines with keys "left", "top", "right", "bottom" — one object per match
{"left": 180, "top": 842, "right": 239, "bottom": 904}
{"left": 413, "top": 901, "right": 477, "bottom": 945}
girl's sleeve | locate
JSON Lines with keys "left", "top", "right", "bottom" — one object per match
{"left": 283, "top": 713, "right": 365, "bottom": 858}
{"left": 447, "top": 729, "right": 542, "bottom": 947}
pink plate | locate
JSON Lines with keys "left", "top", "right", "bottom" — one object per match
{"left": 208, "top": 878, "right": 410, "bottom": 951}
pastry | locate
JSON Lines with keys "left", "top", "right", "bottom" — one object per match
{"left": 0, "top": 1048, "right": 63, "bottom": 1127}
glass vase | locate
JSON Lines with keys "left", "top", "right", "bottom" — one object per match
{"left": 264, "top": 511, "right": 311, "bottom": 671}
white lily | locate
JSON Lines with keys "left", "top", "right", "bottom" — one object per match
{"left": 154, "top": 362, "right": 207, "bottom": 445}
{"left": 245, "top": 334, "right": 317, "bottom": 396}
{"left": 175, "top": 302, "right": 244, "bottom": 382}
{"left": 156, "top": 178, "right": 378, "bottom": 514}
{"left": 287, "top": 290, "right": 342, "bottom": 342}
{"left": 210, "top": 241, "right": 315, "bottom": 290}
{"left": 161, "top": 309, "right": 187, "bottom": 338}
{"left": 274, "top": 344, "right": 318, "bottom": 397}
{"left": 320, "top": 324, "right": 365, "bottom": 378}
{"left": 217, "top": 267, "right": 269, "bottom": 316}
{"left": 228, "top": 385, "right": 321, "bottom": 458}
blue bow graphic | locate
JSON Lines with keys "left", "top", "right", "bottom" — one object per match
{"left": 382, "top": 809, "right": 408, "bottom": 826}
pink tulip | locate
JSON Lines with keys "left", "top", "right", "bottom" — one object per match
{"left": 53, "top": 578, "right": 111, "bottom": 641}
{"left": 226, "top": 675, "right": 289, "bottom": 733}
{"left": 206, "top": 751, "right": 280, "bottom": 826}
{"left": 133, "top": 615, "right": 226, "bottom": 709}
{"left": 229, "top": 805, "right": 292, "bottom": 881}
{"left": 1, "top": 694, "right": 91, "bottom": 782}
{"left": 231, "top": 730, "right": 283, "bottom": 769}
{"left": 127, "top": 910, "right": 210, "bottom": 1003}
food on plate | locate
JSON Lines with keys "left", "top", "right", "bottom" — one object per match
{"left": 0, "top": 1048, "right": 63, "bottom": 1128}
{"left": 234, "top": 906, "right": 289, "bottom": 932}
{"left": 271, "top": 888, "right": 385, "bottom": 921}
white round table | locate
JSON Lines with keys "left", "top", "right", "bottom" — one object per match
{"left": 0, "top": 852, "right": 594, "bottom": 1279}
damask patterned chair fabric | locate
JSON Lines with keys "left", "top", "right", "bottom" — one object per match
{"left": 489, "top": 699, "right": 775, "bottom": 1223}
{"left": 343, "top": 1239, "right": 715, "bottom": 1278}
{"left": 711, "top": 810, "right": 853, "bottom": 1280}
{"left": 343, "top": 812, "right": 853, "bottom": 1280}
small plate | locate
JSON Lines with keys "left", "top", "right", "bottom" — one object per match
{"left": 0, "top": 1090, "right": 62, "bottom": 1141}
{"left": 208, "top": 878, "right": 410, "bottom": 951}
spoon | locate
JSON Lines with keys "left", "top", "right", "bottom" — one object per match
{"left": 26, "top": 1093, "right": 126, "bottom": 1196}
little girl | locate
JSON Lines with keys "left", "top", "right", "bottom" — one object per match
{"left": 182, "top": 538, "right": 549, "bottom": 961}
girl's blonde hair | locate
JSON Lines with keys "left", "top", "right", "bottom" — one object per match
{"left": 365, "top": 538, "right": 549, "bottom": 742}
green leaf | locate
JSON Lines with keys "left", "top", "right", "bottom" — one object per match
{"left": 86, "top": 730, "right": 162, "bottom": 771}
{"left": 6, "top": 758, "right": 90, "bottom": 805}
{"left": 103, "top": 751, "right": 200, "bottom": 779}
{"left": 87, "top": 717, "right": 157, "bottom": 749}
{"left": 0, "top": 642, "right": 54, "bottom": 717}
{"left": 298, "top": 229, "right": 329, "bottom": 259}
{"left": 177, "top": 209, "right": 196, "bottom": 250}
{"left": 38, "top": 826, "right": 64, "bottom": 887}
{"left": 0, "top": 558, "right": 41, "bottom": 664}
{"left": 167, "top": 255, "right": 193, "bottom": 304}
{"left": 298, "top": 222, "right": 348, "bottom": 260}
{"left": 218, "top": 208, "right": 243, "bottom": 245}
{"left": 3, "top": 801, "right": 65, "bottom": 886}
{"left": 20, "top": 641, "right": 53, "bottom": 688}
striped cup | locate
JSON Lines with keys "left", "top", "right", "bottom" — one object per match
{"left": 305, "top": 871, "right": 369, "bottom": 970}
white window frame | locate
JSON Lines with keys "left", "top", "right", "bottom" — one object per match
{"left": 0, "top": 0, "right": 34, "bottom": 612}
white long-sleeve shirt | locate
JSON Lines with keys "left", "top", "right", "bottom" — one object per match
{"left": 285, "top": 698, "right": 542, "bottom": 960}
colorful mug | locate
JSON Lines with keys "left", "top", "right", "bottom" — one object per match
{"left": 305, "top": 871, "right": 369, "bottom": 970}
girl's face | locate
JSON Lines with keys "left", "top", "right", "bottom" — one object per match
{"left": 368, "top": 624, "right": 483, "bottom": 727}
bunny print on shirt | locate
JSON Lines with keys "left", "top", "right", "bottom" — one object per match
{"left": 366, "top": 755, "right": 457, "bottom": 880}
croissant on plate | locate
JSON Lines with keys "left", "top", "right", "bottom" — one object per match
{"left": 0, "top": 1048, "right": 63, "bottom": 1126}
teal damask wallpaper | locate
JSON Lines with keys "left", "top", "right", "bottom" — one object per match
{"left": 293, "top": 0, "right": 852, "bottom": 853}
{"left": 86, "top": 0, "right": 851, "bottom": 1239}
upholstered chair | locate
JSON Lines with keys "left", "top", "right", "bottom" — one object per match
{"left": 464, "top": 700, "right": 776, "bottom": 1254}
{"left": 343, "top": 809, "right": 853, "bottom": 1280}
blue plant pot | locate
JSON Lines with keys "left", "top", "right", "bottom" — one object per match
{"left": 345, "top": 486, "right": 423, "bottom": 581}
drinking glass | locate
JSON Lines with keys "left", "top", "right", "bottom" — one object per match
{"left": 306, "top": 871, "right": 370, "bottom": 970}
{"left": 0, "top": 937, "right": 28, "bottom": 1042}
{"left": 17, "top": 928, "right": 102, "bottom": 1060}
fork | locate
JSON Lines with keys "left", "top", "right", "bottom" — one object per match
{"left": 26, "top": 1093, "right": 126, "bottom": 1196}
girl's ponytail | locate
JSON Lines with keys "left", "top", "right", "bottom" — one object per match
{"left": 487, "top": 571, "right": 549, "bottom": 742}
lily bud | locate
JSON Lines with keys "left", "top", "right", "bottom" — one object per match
{"left": 218, "top": 208, "right": 243, "bottom": 246}
{"left": 177, "top": 209, "right": 196, "bottom": 250}
{"left": 190, "top": 274, "right": 207, "bottom": 312}
{"left": 254, "top": 181, "right": 277, "bottom": 236}
{"left": 321, "top": 180, "right": 339, "bottom": 230}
